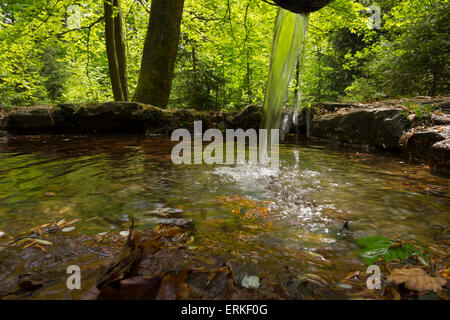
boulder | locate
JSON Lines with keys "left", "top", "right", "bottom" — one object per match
{"left": 400, "top": 125, "right": 450, "bottom": 160}
{"left": 434, "top": 100, "right": 450, "bottom": 114}
{"left": 4, "top": 106, "right": 57, "bottom": 133}
{"left": 432, "top": 114, "right": 450, "bottom": 125}
{"left": 429, "top": 139, "right": 450, "bottom": 175}
{"left": 227, "top": 105, "right": 262, "bottom": 130}
{"left": 311, "top": 107, "right": 412, "bottom": 150}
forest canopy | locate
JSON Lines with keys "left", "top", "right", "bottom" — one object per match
{"left": 0, "top": 0, "right": 448, "bottom": 110}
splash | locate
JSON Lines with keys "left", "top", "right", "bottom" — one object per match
{"left": 263, "top": 8, "right": 309, "bottom": 133}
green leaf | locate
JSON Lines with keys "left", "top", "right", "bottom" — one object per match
{"left": 355, "top": 236, "right": 393, "bottom": 265}
{"left": 355, "top": 236, "right": 428, "bottom": 265}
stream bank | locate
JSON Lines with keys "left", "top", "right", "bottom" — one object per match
{"left": 1, "top": 96, "right": 449, "bottom": 175}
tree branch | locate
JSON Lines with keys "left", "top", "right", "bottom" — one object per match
{"left": 23, "top": 0, "right": 62, "bottom": 37}
{"left": 56, "top": 16, "right": 105, "bottom": 38}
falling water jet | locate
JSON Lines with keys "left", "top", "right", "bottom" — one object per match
{"left": 262, "top": 8, "right": 309, "bottom": 136}
{"left": 262, "top": 1, "right": 334, "bottom": 141}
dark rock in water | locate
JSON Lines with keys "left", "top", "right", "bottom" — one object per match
{"left": 153, "top": 218, "right": 192, "bottom": 228}
{"left": 228, "top": 105, "right": 262, "bottom": 130}
{"left": 146, "top": 207, "right": 184, "bottom": 218}
{"left": 273, "top": 0, "right": 333, "bottom": 14}
{"left": 162, "top": 207, "right": 184, "bottom": 215}
{"left": 429, "top": 138, "right": 450, "bottom": 175}
{"left": 217, "top": 121, "right": 232, "bottom": 132}
{"left": 4, "top": 106, "right": 57, "bottom": 133}
{"left": 400, "top": 125, "right": 450, "bottom": 160}
{"left": 432, "top": 114, "right": 450, "bottom": 125}
{"left": 339, "top": 221, "right": 349, "bottom": 232}
{"left": 311, "top": 107, "right": 412, "bottom": 150}
{"left": 283, "top": 278, "right": 312, "bottom": 298}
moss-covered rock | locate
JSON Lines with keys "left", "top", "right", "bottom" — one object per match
{"left": 3, "top": 102, "right": 227, "bottom": 135}
{"left": 429, "top": 138, "right": 450, "bottom": 175}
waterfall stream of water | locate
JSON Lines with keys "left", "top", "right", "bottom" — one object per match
{"left": 263, "top": 8, "right": 309, "bottom": 135}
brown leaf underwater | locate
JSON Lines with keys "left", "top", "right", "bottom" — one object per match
{"left": 387, "top": 268, "right": 447, "bottom": 293}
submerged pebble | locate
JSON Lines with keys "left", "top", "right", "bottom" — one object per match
{"left": 62, "top": 227, "right": 75, "bottom": 233}
{"left": 0, "top": 231, "right": 5, "bottom": 238}
{"left": 163, "top": 207, "right": 184, "bottom": 214}
{"left": 241, "top": 275, "right": 260, "bottom": 289}
{"left": 154, "top": 218, "right": 192, "bottom": 227}
{"left": 119, "top": 231, "right": 130, "bottom": 237}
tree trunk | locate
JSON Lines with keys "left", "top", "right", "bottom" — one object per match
{"left": 104, "top": 0, "right": 124, "bottom": 101}
{"left": 246, "top": 49, "right": 252, "bottom": 104}
{"left": 192, "top": 45, "right": 198, "bottom": 108}
{"left": 113, "top": 0, "right": 129, "bottom": 101}
{"left": 133, "top": 0, "right": 185, "bottom": 108}
{"left": 294, "top": 59, "right": 300, "bottom": 103}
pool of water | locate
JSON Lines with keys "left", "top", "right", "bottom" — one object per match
{"left": 0, "top": 135, "right": 448, "bottom": 283}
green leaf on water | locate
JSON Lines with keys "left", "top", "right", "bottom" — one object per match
{"left": 355, "top": 236, "right": 393, "bottom": 265}
{"left": 355, "top": 236, "right": 428, "bottom": 265}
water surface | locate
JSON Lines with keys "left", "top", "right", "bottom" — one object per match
{"left": 0, "top": 135, "right": 448, "bottom": 282}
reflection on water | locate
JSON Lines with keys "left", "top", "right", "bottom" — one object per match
{"left": 0, "top": 135, "right": 449, "bottom": 278}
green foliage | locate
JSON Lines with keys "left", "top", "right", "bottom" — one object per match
{"left": 403, "top": 103, "right": 436, "bottom": 123}
{"left": 0, "top": 0, "right": 448, "bottom": 109}
{"left": 355, "top": 236, "right": 428, "bottom": 265}
{"left": 40, "top": 44, "right": 69, "bottom": 103}
{"left": 346, "top": 0, "right": 449, "bottom": 99}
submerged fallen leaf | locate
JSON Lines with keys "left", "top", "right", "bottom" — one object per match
{"left": 307, "top": 251, "right": 326, "bottom": 261}
{"left": 337, "top": 283, "right": 352, "bottom": 289}
{"left": 390, "top": 286, "right": 401, "bottom": 300}
{"left": 303, "top": 273, "right": 329, "bottom": 287}
{"left": 387, "top": 268, "right": 447, "bottom": 293}
{"left": 15, "top": 238, "right": 53, "bottom": 247}
{"left": 22, "top": 240, "right": 37, "bottom": 249}
{"left": 97, "top": 276, "right": 161, "bottom": 300}
{"left": 35, "top": 239, "right": 53, "bottom": 246}
{"left": 156, "top": 270, "right": 191, "bottom": 300}
{"left": 19, "top": 280, "right": 43, "bottom": 291}
{"left": 34, "top": 243, "right": 47, "bottom": 252}
{"left": 439, "top": 269, "right": 450, "bottom": 280}
{"left": 62, "top": 227, "right": 75, "bottom": 233}
{"left": 68, "top": 218, "right": 81, "bottom": 225}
